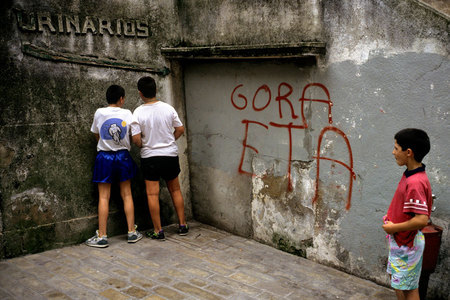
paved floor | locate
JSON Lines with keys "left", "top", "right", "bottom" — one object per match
{"left": 0, "top": 222, "right": 396, "bottom": 300}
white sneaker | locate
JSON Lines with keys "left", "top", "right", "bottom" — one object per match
{"left": 86, "top": 230, "right": 108, "bottom": 248}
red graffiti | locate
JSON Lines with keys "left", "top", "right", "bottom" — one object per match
{"left": 238, "top": 120, "right": 269, "bottom": 176}
{"left": 231, "top": 82, "right": 355, "bottom": 209}
{"left": 299, "top": 83, "right": 333, "bottom": 126}
{"left": 252, "top": 84, "right": 271, "bottom": 111}
{"left": 313, "top": 126, "right": 356, "bottom": 210}
{"left": 231, "top": 84, "right": 247, "bottom": 110}
{"left": 268, "top": 122, "right": 298, "bottom": 191}
{"left": 276, "top": 82, "right": 299, "bottom": 119}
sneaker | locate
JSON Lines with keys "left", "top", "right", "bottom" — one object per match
{"left": 146, "top": 230, "right": 165, "bottom": 241}
{"left": 178, "top": 224, "right": 189, "bottom": 236}
{"left": 127, "top": 225, "right": 143, "bottom": 243}
{"left": 85, "top": 230, "right": 108, "bottom": 248}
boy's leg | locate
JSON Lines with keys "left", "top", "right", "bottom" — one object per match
{"left": 393, "top": 288, "right": 419, "bottom": 300}
{"left": 98, "top": 182, "right": 111, "bottom": 237}
{"left": 388, "top": 232, "right": 424, "bottom": 300}
{"left": 119, "top": 180, "right": 135, "bottom": 232}
{"left": 394, "top": 289, "right": 405, "bottom": 300}
{"left": 145, "top": 180, "right": 162, "bottom": 232}
{"left": 402, "top": 289, "right": 419, "bottom": 300}
{"left": 166, "top": 177, "right": 186, "bottom": 225}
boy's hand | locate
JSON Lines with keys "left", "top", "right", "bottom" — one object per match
{"left": 382, "top": 221, "right": 397, "bottom": 234}
{"left": 132, "top": 133, "right": 142, "bottom": 148}
{"left": 382, "top": 214, "right": 428, "bottom": 235}
{"left": 173, "top": 126, "right": 185, "bottom": 140}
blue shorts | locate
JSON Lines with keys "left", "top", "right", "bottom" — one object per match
{"left": 93, "top": 150, "right": 137, "bottom": 183}
{"left": 386, "top": 231, "right": 425, "bottom": 290}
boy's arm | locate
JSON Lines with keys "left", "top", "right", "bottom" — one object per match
{"left": 382, "top": 214, "right": 428, "bottom": 234}
{"left": 93, "top": 133, "right": 100, "bottom": 142}
{"left": 130, "top": 115, "right": 142, "bottom": 147}
{"left": 174, "top": 126, "right": 185, "bottom": 140}
{"left": 132, "top": 133, "right": 142, "bottom": 148}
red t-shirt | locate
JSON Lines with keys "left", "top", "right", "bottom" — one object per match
{"left": 387, "top": 165, "right": 432, "bottom": 248}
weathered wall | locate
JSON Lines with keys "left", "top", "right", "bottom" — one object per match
{"left": 177, "top": 0, "right": 324, "bottom": 45}
{"left": 0, "top": 0, "right": 192, "bottom": 258}
{"left": 180, "top": 0, "right": 449, "bottom": 298}
{"left": 320, "top": 3, "right": 449, "bottom": 298}
{"left": 1, "top": 0, "right": 449, "bottom": 298}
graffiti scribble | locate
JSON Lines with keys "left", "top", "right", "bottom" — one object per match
{"left": 231, "top": 82, "right": 355, "bottom": 210}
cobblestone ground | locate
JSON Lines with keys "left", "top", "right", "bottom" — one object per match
{"left": 0, "top": 222, "right": 396, "bottom": 299}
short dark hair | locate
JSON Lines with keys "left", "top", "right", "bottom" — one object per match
{"left": 394, "top": 128, "right": 430, "bottom": 162}
{"left": 106, "top": 85, "right": 125, "bottom": 104}
{"left": 137, "top": 76, "right": 156, "bottom": 98}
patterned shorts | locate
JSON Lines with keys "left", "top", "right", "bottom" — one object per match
{"left": 386, "top": 231, "right": 424, "bottom": 290}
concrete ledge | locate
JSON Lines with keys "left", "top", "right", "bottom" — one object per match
{"left": 1, "top": 210, "right": 127, "bottom": 258}
{"left": 414, "top": 0, "right": 450, "bottom": 20}
{"left": 22, "top": 43, "right": 170, "bottom": 75}
{"left": 161, "top": 42, "right": 326, "bottom": 59}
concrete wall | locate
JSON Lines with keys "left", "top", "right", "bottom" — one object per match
{"left": 1, "top": 0, "right": 449, "bottom": 298}
{"left": 0, "top": 0, "right": 192, "bottom": 258}
{"left": 178, "top": 0, "right": 449, "bottom": 298}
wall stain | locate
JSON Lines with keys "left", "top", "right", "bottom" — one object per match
{"left": 272, "top": 232, "right": 313, "bottom": 258}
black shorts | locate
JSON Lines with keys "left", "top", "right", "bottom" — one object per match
{"left": 141, "top": 156, "right": 181, "bottom": 181}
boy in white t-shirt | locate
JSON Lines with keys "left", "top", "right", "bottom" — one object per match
{"left": 131, "top": 76, "right": 188, "bottom": 240}
{"left": 86, "top": 85, "right": 143, "bottom": 247}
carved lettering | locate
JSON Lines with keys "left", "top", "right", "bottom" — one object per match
{"left": 15, "top": 9, "right": 36, "bottom": 31}
{"left": 37, "top": 12, "right": 56, "bottom": 33}
{"left": 65, "top": 15, "right": 80, "bottom": 34}
{"left": 116, "top": 19, "right": 123, "bottom": 36}
{"left": 98, "top": 18, "right": 114, "bottom": 36}
{"left": 14, "top": 9, "right": 150, "bottom": 38}
{"left": 57, "top": 14, "right": 64, "bottom": 33}
{"left": 136, "top": 20, "right": 149, "bottom": 37}
{"left": 123, "top": 20, "right": 136, "bottom": 36}
{"left": 81, "top": 16, "right": 97, "bottom": 34}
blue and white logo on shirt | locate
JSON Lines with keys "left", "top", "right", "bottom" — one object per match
{"left": 100, "top": 118, "right": 127, "bottom": 144}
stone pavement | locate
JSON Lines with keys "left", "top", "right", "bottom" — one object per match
{"left": 0, "top": 222, "right": 396, "bottom": 300}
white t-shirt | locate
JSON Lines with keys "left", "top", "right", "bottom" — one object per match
{"left": 90, "top": 107, "right": 133, "bottom": 152}
{"left": 131, "top": 101, "right": 183, "bottom": 158}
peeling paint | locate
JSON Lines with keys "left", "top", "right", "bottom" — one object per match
{"left": 252, "top": 157, "right": 316, "bottom": 257}
{"left": 6, "top": 188, "right": 65, "bottom": 230}
{"left": 307, "top": 233, "right": 343, "bottom": 266}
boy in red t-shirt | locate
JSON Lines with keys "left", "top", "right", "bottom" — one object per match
{"left": 382, "top": 128, "right": 432, "bottom": 300}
